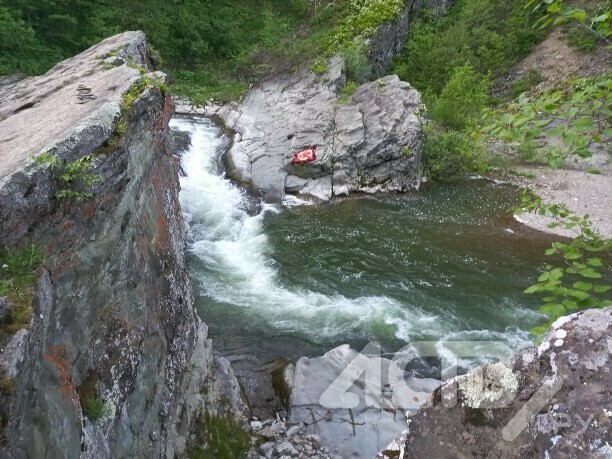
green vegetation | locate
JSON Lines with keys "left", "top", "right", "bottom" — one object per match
{"left": 392, "top": 0, "right": 545, "bottom": 180}
{"left": 0, "top": 0, "right": 407, "bottom": 102}
{"left": 338, "top": 80, "right": 359, "bottom": 104}
{"left": 82, "top": 398, "right": 104, "bottom": 421}
{"left": 394, "top": 0, "right": 543, "bottom": 97}
{"left": 517, "top": 193, "right": 612, "bottom": 336}
{"left": 528, "top": 0, "right": 612, "bottom": 42}
{"left": 186, "top": 412, "right": 251, "bottom": 459}
{"left": 0, "top": 244, "right": 44, "bottom": 333}
{"left": 481, "top": 75, "right": 612, "bottom": 167}
{"left": 326, "top": 0, "right": 404, "bottom": 52}
{"left": 510, "top": 68, "right": 542, "bottom": 98}
{"left": 36, "top": 152, "right": 103, "bottom": 201}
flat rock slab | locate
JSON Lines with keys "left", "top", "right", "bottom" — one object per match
{"left": 0, "top": 31, "right": 147, "bottom": 181}
{"left": 289, "top": 344, "right": 440, "bottom": 458}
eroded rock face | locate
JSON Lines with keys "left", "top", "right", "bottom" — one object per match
{"left": 0, "top": 32, "right": 245, "bottom": 458}
{"left": 213, "top": 63, "right": 424, "bottom": 203}
{"left": 398, "top": 307, "right": 612, "bottom": 458}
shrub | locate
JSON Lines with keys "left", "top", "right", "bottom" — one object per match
{"left": 338, "top": 80, "right": 358, "bottom": 104}
{"left": 338, "top": 39, "right": 371, "bottom": 84}
{"left": 429, "top": 63, "right": 489, "bottom": 130}
{"left": 83, "top": 398, "right": 104, "bottom": 421}
{"left": 423, "top": 124, "right": 487, "bottom": 181}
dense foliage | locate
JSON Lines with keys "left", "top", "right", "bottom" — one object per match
{"left": 481, "top": 75, "right": 612, "bottom": 167}
{"left": 391, "top": 0, "right": 545, "bottom": 180}
{"left": 0, "top": 0, "right": 406, "bottom": 101}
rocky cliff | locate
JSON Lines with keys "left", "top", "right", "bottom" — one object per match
{"left": 0, "top": 32, "right": 244, "bottom": 458}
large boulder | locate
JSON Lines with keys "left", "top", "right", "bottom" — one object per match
{"left": 393, "top": 307, "right": 612, "bottom": 458}
{"left": 213, "top": 60, "right": 424, "bottom": 203}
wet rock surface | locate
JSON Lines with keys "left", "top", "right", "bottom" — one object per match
{"left": 389, "top": 307, "right": 612, "bottom": 459}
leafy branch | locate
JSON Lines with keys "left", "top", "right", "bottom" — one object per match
{"left": 480, "top": 76, "right": 612, "bottom": 167}
{"left": 517, "top": 192, "right": 612, "bottom": 336}
{"left": 526, "top": 0, "right": 612, "bottom": 43}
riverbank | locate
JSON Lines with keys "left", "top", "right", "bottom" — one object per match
{"left": 509, "top": 166, "right": 612, "bottom": 239}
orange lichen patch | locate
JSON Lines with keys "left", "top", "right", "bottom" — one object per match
{"left": 81, "top": 201, "right": 96, "bottom": 220}
{"left": 61, "top": 221, "right": 74, "bottom": 235}
{"left": 45, "top": 345, "right": 80, "bottom": 413}
{"left": 152, "top": 93, "right": 173, "bottom": 148}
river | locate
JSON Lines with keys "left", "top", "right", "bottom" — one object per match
{"left": 171, "top": 116, "right": 551, "bottom": 412}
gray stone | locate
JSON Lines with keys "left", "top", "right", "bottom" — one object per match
{"left": 0, "top": 297, "right": 10, "bottom": 322}
{"left": 0, "top": 329, "right": 28, "bottom": 378}
{"left": 285, "top": 425, "right": 300, "bottom": 438}
{"left": 289, "top": 344, "right": 440, "bottom": 458}
{"left": 259, "top": 441, "right": 275, "bottom": 459}
{"left": 401, "top": 307, "right": 612, "bottom": 458}
{"left": 285, "top": 175, "right": 307, "bottom": 193}
{"left": 215, "top": 67, "right": 423, "bottom": 204}
{"left": 275, "top": 441, "right": 299, "bottom": 456}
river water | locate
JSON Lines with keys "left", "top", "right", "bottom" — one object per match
{"left": 172, "top": 116, "right": 550, "bottom": 400}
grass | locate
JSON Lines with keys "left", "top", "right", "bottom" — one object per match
{"left": 0, "top": 244, "right": 44, "bottom": 334}
{"left": 337, "top": 80, "right": 358, "bottom": 104}
{"left": 186, "top": 412, "right": 251, "bottom": 459}
{"left": 510, "top": 68, "right": 543, "bottom": 98}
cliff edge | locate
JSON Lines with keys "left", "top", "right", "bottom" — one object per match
{"left": 0, "top": 32, "right": 245, "bottom": 458}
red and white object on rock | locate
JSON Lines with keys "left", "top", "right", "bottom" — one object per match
{"left": 291, "top": 145, "right": 317, "bottom": 164}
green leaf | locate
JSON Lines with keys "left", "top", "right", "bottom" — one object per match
{"left": 573, "top": 281, "right": 592, "bottom": 291}
{"left": 540, "top": 303, "right": 566, "bottom": 317}
{"left": 524, "top": 285, "right": 541, "bottom": 294}
{"left": 561, "top": 299, "right": 578, "bottom": 310}
{"left": 586, "top": 258, "right": 603, "bottom": 267}
{"left": 578, "top": 268, "right": 602, "bottom": 279}
{"left": 593, "top": 285, "right": 611, "bottom": 293}
{"left": 566, "top": 289, "right": 590, "bottom": 301}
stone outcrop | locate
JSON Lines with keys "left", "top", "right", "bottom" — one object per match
{"left": 288, "top": 344, "right": 440, "bottom": 458}
{"left": 212, "top": 63, "right": 424, "bottom": 203}
{"left": 380, "top": 307, "right": 612, "bottom": 458}
{"left": 200, "top": 0, "right": 461, "bottom": 204}
{"left": 0, "top": 32, "right": 244, "bottom": 458}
